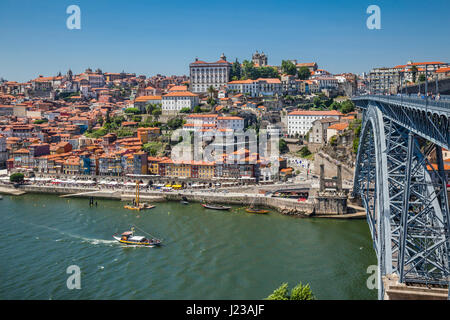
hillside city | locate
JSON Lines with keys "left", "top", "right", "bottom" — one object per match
{"left": 0, "top": 52, "right": 449, "bottom": 190}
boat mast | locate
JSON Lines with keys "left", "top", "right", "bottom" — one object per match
{"left": 135, "top": 180, "right": 140, "bottom": 205}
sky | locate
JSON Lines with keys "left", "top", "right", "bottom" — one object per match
{"left": 0, "top": 0, "right": 449, "bottom": 82}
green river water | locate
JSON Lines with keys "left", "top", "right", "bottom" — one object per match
{"left": 0, "top": 194, "right": 377, "bottom": 299}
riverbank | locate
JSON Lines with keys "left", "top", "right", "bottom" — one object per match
{"left": 0, "top": 186, "right": 26, "bottom": 195}
{"left": 0, "top": 193, "right": 377, "bottom": 299}
{"left": 3, "top": 183, "right": 363, "bottom": 218}
{"left": 13, "top": 183, "right": 315, "bottom": 217}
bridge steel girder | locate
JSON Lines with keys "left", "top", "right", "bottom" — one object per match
{"left": 353, "top": 96, "right": 450, "bottom": 150}
{"left": 353, "top": 102, "right": 450, "bottom": 299}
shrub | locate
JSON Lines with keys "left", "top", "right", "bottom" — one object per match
{"left": 266, "top": 282, "right": 315, "bottom": 300}
{"left": 10, "top": 172, "right": 25, "bottom": 183}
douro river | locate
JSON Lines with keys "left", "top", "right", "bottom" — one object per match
{"left": 0, "top": 194, "right": 377, "bottom": 299}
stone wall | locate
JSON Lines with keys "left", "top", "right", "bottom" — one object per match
{"left": 313, "top": 152, "right": 354, "bottom": 181}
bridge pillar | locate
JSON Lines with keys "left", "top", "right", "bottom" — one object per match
{"left": 383, "top": 274, "right": 449, "bottom": 300}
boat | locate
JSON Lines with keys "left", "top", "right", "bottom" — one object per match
{"left": 113, "top": 227, "right": 161, "bottom": 247}
{"left": 246, "top": 207, "right": 269, "bottom": 214}
{"left": 124, "top": 180, "right": 156, "bottom": 211}
{"left": 245, "top": 197, "right": 268, "bottom": 214}
{"left": 201, "top": 203, "right": 231, "bottom": 210}
{"left": 180, "top": 196, "right": 189, "bottom": 205}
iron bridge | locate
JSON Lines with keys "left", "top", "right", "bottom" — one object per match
{"left": 352, "top": 95, "right": 450, "bottom": 299}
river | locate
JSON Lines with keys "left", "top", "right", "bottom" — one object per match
{"left": 0, "top": 194, "right": 377, "bottom": 299}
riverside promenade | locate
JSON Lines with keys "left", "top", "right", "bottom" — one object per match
{"left": 1, "top": 182, "right": 365, "bottom": 218}
{"left": 2, "top": 183, "right": 317, "bottom": 217}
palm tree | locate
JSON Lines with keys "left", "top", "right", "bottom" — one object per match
{"left": 410, "top": 65, "right": 418, "bottom": 83}
{"left": 207, "top": 85, "right": 217, "bottom": 99}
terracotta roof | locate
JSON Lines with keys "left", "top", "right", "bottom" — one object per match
{"left": 135, "top": 95, "right": 162, "bottom": 102}
{"left": 327, "top": 122, "right": 349, "bottom": 131}
{"left": 163, "top": 91, "right": 198, "bottom": 97}
{"left": 288, "top": 110, "right": 343, "bottom": 116}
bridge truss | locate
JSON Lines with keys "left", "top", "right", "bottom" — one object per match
{"left": 353, "top": 97, "right": 450, "bottom": 299}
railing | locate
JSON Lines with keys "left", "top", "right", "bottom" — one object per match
{"left": 353, "top": 94, "right": 450, "bottom": 112}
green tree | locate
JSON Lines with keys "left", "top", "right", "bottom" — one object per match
{"left": 125, "top": 107, "right": 140, "bottom": 114}
{"left": 207, "top": 85, "right": 217, "bottom": 98}
{"left": 279, "top": 138, "right": 289, "bottom": 153}
{"left": 418, "top": 74, "right": 426, "bottom": 82}
{"left": 297, "top": 66, "right": 311, "bottom": 80}
{"left": 339, "top": 100, "right": 355, "bottom": 114}
{"left": 410, "top": 65, "right": 418, "bottom": 83}
{"left": 281, "top": 60, "right": 297, "bottom": 76}
{"left": 152, "top": 107, "right": 162, "bottom": 120}
{"left": 180, "top": 107, "right": 191, "bottom": 113}
{"left": 207, "top": 96, "right": 216, "bottom": 106}
{"left": 266, "top": 283, "right": 289, "bottom": 300}
{"left": 193, "top": 105, "right": 202, "bottom": 113}
{"left": 230, "top": 59, "right": 242, "bottom": 80}
{"left": 299, "top": 146, "right": 312, "bottom": 158}
{"left": 290, "top": 283, "right": 315, "bottom": 300}
{"left": 10, "top": 172, "right": 25, "bottom": 184}
{"left": 33, "top": 119, "right": 48, "bottom": 124}
{"left": 241, "top": 60, "right": 259, "bottom": 80}
{"left": 167, "top": 117, "right": 184, "bottom": 130}
{"left": 266, "top": 282, "right": 314, "bottom": 300}
{"left": 313, "top": 96, "right": 322, "bottom": 107}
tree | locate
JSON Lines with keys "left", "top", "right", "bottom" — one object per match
{"left": 193, "top": 105, "right": 202, "bottom": 113}
{"left": 279, "top": 138, "right": 289, "bottom": 153}
{"left": 33, "top": 119, "right": 48, "bottom": 124}
{"left": 125, "top": 107, "right": 140, "bottom": 114}
{"left": 339, "top": 100, "right": 355, "bottom": 114}
{"left": 290, "top": 283, "right": 315, "bottom": 300}
{"left": 207, "top": 96, "right": 217, "bottom": 106}
{"left": 10, "top": 172, "right": 25, "bottom": 184}
{"left": 297, "top": 66, "right": 311, "bottom": 80}
{"left": 266, "top": 283, "right": 289, "bottom": 300}
{"left": 313, "top": 96, "right": 322, "bottom": 107}
{"left": 179, "top": 107, "right": 191, "bottom": 113}
{"left": 241, "top": 60, "right": 259, "bottom": 80}
{"left": 152, "top": 107, "right": 162, "bottom": 120}
{"left": 299, "top": 146, "right": 311, "bottom": 158}
{"left": 207, "top": 85, "right": 217, "bottom": 99}
{"left": 266, "top": 282, "right": 314, "bottom": 300}
{"left": 281, "top": 60, "right": 297, "bottom": 76}
{"left": 230, "top": 59, "right": 242, "bottom": 80}
{"left": 410, "top": 65, "right": 418, "bottom": 83}
{"left": 167, "top": 117, "right": 184, "bottom": 130}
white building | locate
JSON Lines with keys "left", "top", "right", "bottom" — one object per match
{"left": 190, "top": 54, "right": 232, "bottom": 93}
{"left": 162, "top": 91, "right": 199, "bottom": 114}
{"left": 183, "top": 114, "right": 218, "bottom": 133}
{"left": 287, "top": 110, "right": 342, "bottom": 136}
{"left": 315, "top": 77, "right": 339, "bottom": 90}
{"left": 217, "top": 116, "right": 244, "bottom": 131}
{"left": 227, "top": 78, "right": 282, "bottom": 97}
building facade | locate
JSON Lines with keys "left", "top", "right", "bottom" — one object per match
{"left": 189, "top": 54, "right": 232, "bottom": 93}
{"left": 287, "top": 110, "right": 342, "bottom": 136}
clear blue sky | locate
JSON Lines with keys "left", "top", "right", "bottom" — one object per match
{"left": 1, "top": 0, "right": 449, "bottom": 82}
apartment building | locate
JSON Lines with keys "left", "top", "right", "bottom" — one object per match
{"left": 287, "top": 110, "right": 343, "bottom": 136}
{"left": 162, "top": 91, "right": 199, "bottom": 114}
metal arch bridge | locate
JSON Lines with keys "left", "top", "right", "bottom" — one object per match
{"left": 352, "top": 95, "right": 450, "bottom": 299}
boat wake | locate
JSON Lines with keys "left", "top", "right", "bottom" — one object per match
{"left": 18, "top": 220, "right": 118, "bottom": 246}
{"left": 81, "top": 238, "right": 117, "bottom": 245}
